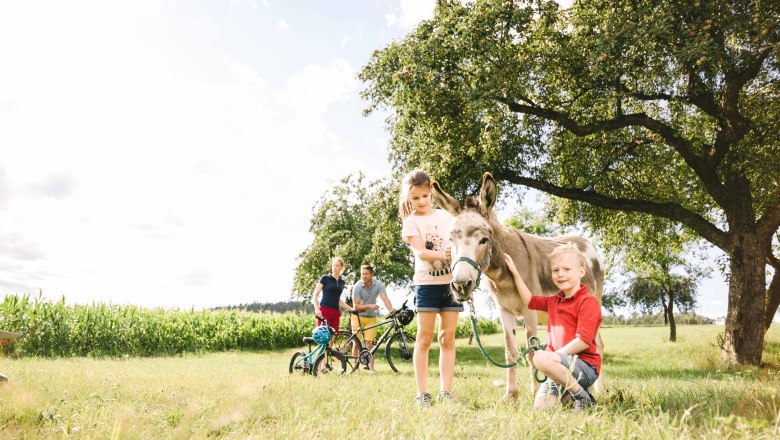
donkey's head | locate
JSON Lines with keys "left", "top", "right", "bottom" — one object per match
{"left": 431, "top": 172, "right": 498, "bottom": 303}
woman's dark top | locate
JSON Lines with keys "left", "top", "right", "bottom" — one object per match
{"left": 318, "top": 274, "right": 345, "bottom": 309}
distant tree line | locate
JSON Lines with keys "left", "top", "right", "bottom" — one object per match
{"left": 213, "top": 301, "right": 314, "bottom": 314}
{"left": 602, "top": 313, "right": 714, "bottom": 327}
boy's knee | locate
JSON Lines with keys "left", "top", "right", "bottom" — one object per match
{"left": 532, "top": 352, "right": 554, "bottom": 370}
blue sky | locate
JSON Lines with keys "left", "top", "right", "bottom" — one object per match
{"left": 0, "top": 0, "right": 733, "bottom": 318}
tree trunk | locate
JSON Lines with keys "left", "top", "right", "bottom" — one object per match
{"left": 723, "top": 234, "right": 766, "bottom": 365}
{"left": 667, "top": 294, "right": 676, "bottom": 342}
{"left": 764, "top": 269, "right": 780, "bottom": 333}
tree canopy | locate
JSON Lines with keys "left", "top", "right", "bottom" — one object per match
{"left": 292, "top": 173, "right": 413, "bottom": 299}
{"left": 360, "top": 0, "right": 779, "bottom": 365}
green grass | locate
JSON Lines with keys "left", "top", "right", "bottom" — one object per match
{"left": 1, "top": 325, "right": 779, "bottom": 439}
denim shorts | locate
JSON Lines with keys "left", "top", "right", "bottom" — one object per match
{"left": 414, "top": 284, "right": 464, "bottom": 312}
{"left": 536, "top": 352, "right": 599, "bottom": 398}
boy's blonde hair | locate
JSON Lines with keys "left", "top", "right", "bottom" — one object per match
{"left": 397, "top": 169, "right": 432, "bottom": 219}
{"left": 548, "top": 242, "right": 590, "bottom": 271}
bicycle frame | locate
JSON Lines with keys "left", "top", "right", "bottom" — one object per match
{"left": 291, "top": 342, "right": 327, "bottom": 370}
{"left": 352, "top": 313, "right": 409, "bottom": 359}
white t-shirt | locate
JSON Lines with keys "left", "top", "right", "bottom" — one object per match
{"left": 401, "top": 209, "right": 454, "bottom": 285}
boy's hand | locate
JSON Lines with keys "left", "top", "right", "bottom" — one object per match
{"left": 504, "top": 253, "right": 519, "bottom": 275}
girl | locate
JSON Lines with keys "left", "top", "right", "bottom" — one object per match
{"left": 399, "top": 169, "right": 462, "bottom": 407}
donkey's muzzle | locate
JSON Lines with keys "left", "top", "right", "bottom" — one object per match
{"left": 450, "top": 279, "right": 475, "bottom": 302}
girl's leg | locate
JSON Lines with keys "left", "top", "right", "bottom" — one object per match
{"left": 438, "top": 310, "right": 459, "bottom": 392}
{"left": 414, "top": 311, "right": 437, "bottom": 394}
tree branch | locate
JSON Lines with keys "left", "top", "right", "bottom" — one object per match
{"left": 757, "top": 204, "right": 780, "bottom": 242}
{"left": 493, "top": 170, "right": 730, "bottom": 250}
{"left": 498, "top": 98, "right": 732, "bottom": 208}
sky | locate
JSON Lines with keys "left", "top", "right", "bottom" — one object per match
{"left": 0, "top": 0, "right": 734, "bottom": 319}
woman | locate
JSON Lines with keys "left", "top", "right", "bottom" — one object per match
{"left": 311, "top": 256, "right": 352, "bottom": 331}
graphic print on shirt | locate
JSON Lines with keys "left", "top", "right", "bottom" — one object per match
{"left": 423, "top": 224, "right": 451, "bottom": 277}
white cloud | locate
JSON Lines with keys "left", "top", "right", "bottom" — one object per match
{"left": 278, "top": 19, "right": 288, "bottom": 30}
{"left": 397, "top": 0, "right": 435, "bottom": 28}
{"left": 384, "top": 13, "right": 398, "bottom": 28}
{"left": 0, "top": 0, "right": 375, "bottom": 309}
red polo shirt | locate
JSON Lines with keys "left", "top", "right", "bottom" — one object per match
{"left": 528, "top": 285, "right": 602, "bottom": 374}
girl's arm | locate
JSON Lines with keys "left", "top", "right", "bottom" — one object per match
{"left": 504, "top": 253, "right": 533, "bottom": 306}
{"left": 404, "top": 235, "right": 450, "bottom": 263}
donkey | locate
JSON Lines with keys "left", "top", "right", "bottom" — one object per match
{"left": 431, "top": 172, "right": 604, "bottom": 402}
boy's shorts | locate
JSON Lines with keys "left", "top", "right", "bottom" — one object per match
{"left": 536, "top": 352, "right": 599, "bottom": 398}
{"left": 414, "top": 284, "right": 464, "bottom": 312}
{"left": 351, "top": 315, "right": 378, "bottom": 344}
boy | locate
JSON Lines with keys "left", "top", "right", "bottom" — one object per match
{"left": 504, "top": 242, "right": 602, "bottom": 410}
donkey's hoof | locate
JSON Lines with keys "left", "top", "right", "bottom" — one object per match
{"left": 501, "top": 390, "right": 519, "bottom": 403}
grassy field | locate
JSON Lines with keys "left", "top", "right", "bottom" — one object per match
{"left": 1, "top": 325, "right": 779, "bottom": 439}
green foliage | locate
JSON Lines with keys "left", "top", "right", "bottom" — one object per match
{"left": 624, "top": 274, "right": 699, "bottom": 314}
{"left": 0, "top": 294, "right": 317, "bottom": 356}
{"left": 292, "top": 173, "right": 413, "bottom": 299}
{"left": 503, "top": 206, "right": 558, "bottom": 237}
{"left": 0, "top": 294, "right": 500, "bottom": 357}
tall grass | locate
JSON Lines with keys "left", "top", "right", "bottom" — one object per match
{"left": 0, "top": 294, "right": 499, "bottom": 357}
{"left": 0, "top": 325, "right": 778, "bottom": 438}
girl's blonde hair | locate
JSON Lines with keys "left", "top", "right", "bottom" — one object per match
{"left": 398, "top": 169, "right": 432, "bottom": 219}
{"left": 548, "top": 242, "right": 591, "bottom": 271}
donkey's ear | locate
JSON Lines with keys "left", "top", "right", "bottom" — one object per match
{"left": 431, "top": 180, "right": 461, "bottom": 216}
{"left": 479, "top": 172, "right": 497, "bottom": 216}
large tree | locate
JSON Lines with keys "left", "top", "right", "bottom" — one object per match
{"left": 360, "top": 0, "right": 780, "bottom": 365}
{"left": 293, "top": 173, "right": 413, "bottom": 299}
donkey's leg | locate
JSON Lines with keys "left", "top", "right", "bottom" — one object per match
{"left": 498, "top": 308, "right": 521, "bottom": 402}
{"left": 592, "top": 330, "right": 605, "bottom": 393}
{"left": 522, "top": 308, "right": 539, "bottom": 393}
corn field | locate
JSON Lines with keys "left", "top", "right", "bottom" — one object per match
{"left": 0, "top": 294, "right": 499, "bottom": 357}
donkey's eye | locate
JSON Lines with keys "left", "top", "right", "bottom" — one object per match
{"left": 479, "top": 237, "right": 488, "bottom": 245}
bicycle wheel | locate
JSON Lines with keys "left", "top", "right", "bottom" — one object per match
{"left": 338, "top": 333, "right": 363, "bottom": 373}
{"left": 331, "top": 329, "right": 353, "bottom": 355}
{"left": 288, "top": 351, "right": 311, "bottom": 375}
{"left": 313, "top": 349, "right": 348, "bottom": 377}
{"left": 385, "top": 332, "right": 416, "bottom": 373}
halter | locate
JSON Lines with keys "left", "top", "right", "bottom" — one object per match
{"left": 450, "top": 237, "right": 494, "bottom": 282}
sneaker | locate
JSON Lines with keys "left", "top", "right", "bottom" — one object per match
{"left": 573, "top": 392, "right": 595, "bottom": 412}
{"left": 415, "top": 392, "right": 432, "bottom": 408}
{"left": 437, "top": 390, "right": 455, "bottom": 404}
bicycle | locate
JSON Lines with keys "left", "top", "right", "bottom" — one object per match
{"left": 335, "top": 300, "right": 416, "bottom": 374}
{"left": 288, "top": 318, "right": 348, "bottom": 377}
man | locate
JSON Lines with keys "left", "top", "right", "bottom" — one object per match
{"left": 351, "top": 264, "right": 396, "bottom": 372}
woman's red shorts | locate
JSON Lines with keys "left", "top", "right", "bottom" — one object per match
{"left": 317, "top": 306, "right": 342, "bottom": 331}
